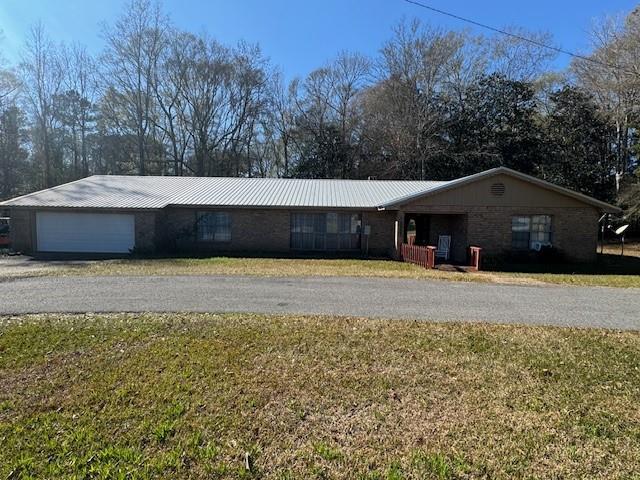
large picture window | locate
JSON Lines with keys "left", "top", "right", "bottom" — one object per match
{"left": 511, "top": 215, "right": 552, "bottom": 250}
{"left": 197, "top": 212, "right": 231, "bottom": 242}
{"left": 291, "top": 212, "right": 361, "bottom": 250}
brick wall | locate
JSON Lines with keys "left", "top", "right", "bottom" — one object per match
{"left": 161, "top": 208, "right": 397, "bottom": 257}
{"left": 465, "top": 206, "right": 599, "bottom": 262}
{"left": 395, "top": 172, "right": 606, "bottom": 263}
{"left": 9, "top": 208, "right": 34, "bottom": 253}
{"left": 362, "top": 210, "right": 396, "bottom": 257}
{"left": 388, "top": 205, "right": 599, "bottom": 263}
{"left": 8, "top": 205, "right": 600, "bottom": 262}
{"left": 161, "top": 207, "right": 290, "bottom": 254}
{"left": 134, "top": 212, "right": 157, "bottom": 253}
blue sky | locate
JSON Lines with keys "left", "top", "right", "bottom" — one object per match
{"left": 0, "top": 0, "right": 636, "bottom": 78}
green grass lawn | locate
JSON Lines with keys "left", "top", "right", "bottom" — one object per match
{"left": 8, "top": 253, "right": 638, "bottom": 288}
{"left": 2, "top": 313, "right": 640, "bottom": 479}
{"left": 3, "top": 242, "right": 640, "bottom": 288}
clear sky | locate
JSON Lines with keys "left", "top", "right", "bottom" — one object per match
{"left": 0, "top": 0, "right": 636, "bottom": 78}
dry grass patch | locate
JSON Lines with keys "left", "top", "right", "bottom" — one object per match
{"left": 67, "top": 255, "right": 640, "bottom": 289}
{"left": 65, "top": 257, "right": 486, "bottom": 283}
{"left": 497, "top": 271, "right": 640, "bottom": 288}
{"left": 4, "top": 252, "right": 640, "bottom": 287}
{"left": 1, "top": 313, "right": 639, "bottom": 479}
{"left": 602, "top": 241, "right": 640, "bottom": 258}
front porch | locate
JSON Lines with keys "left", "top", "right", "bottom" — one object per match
{"left": 397, "top": 212, "right": 482, "bottom": 271}
{"left": 403, "top": 212, "right": 468, "bottom": 263}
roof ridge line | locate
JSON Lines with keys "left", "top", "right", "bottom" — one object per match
{"left": 78, "top": 175, "right": 448, "bottom": 183}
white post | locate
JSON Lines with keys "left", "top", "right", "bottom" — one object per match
{"left": 394, "top": 221, "right": 398, "bottom": 250}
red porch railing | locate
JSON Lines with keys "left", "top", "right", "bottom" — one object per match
{"left": 469, "top": 246, "right": 482, "bottom": 271}
{"left": 401, "top": 243, "right": 483, "bottom": 271}
{"left": 401, "top": 243, "right": 436, "bottom": 269}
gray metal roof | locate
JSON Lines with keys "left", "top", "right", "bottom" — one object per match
{"left": 0, "top": 175, "right": 450, "bottom": 210}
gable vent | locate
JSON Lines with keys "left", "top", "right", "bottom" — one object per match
{"left": 490, "top": 182, "right": 506, "bottom": 196}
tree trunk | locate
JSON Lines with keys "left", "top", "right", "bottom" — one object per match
{"left": 43, "top": 121, "right": 52, "bottom": 187}
{"left": 81, "top": 123, "right": 88, "bottom": 177}
{"left": 138, "top": 125, "right": 145, "bottom": 176}
{"left": 71, "top": 124, "right": 79, "bottom": 178}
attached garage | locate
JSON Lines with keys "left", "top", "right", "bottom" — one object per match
{"left": 0, "top": 168, "right": 621, "bottom": 261}
{"left": 36, "top": 211, "right": 135, "bottom": 253}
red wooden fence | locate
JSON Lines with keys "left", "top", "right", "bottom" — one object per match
{"left": 402, "top": 243, "right": 482, "bottom": 271}
{"left": 401, "top": 243, "right": 435, "bottom": 269}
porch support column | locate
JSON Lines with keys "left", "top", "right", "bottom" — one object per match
{"left": 393, "top": 210, "right": 404, "bottom": 260}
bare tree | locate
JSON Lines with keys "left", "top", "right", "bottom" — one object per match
{"left": 328, "top": 52, "right": 370, "bottom": 149}
{"left": 370, "top": 19, "right": 466, "bottom": 179}
{"left": 155, "top": 28, "right": 191, "bottom": 175}
{"left": 487, "top": 27, "right": 557, "bottom": 81}
{"left": 20, "top": 23, "right": 63, "bottom": 187}
{"left": 267, "top": 71, "right": 298, "bottom": 176}
{"left": 0, "top": 68, "right": 19, "bottom": 108}
{"left": 101, "top": 0, "right": 168, "bottom": 175}
{"left": 0, "top": 34, "right": 27, "bottom": 198}
{"left": 57, "top": 44, "right": 98, "bottom": 177}
{"left": 221, "top": 41, "right": 270, "bottom": 177}
{"left": 573, "top": 11, "right": 640, "bottom": 190}
{"left": 171, "top": 33, "right": 233, "bottom": 176}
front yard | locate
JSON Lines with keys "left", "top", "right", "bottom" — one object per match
{"left": 3, "top": 246, "right": 640, "bottom": 288}
{"left": 1, "top": 313, "right": 639, "bottom": 478}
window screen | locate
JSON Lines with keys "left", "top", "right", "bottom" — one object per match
{"left": 511, "top": 216, "right": 530, "bottom": 250}
{"left": 511, "top": 215, "right": 552, "bottom": 250}
{"left": 530, "top": 215, "right": 552, "bottom": 246}
{"left": 197, "top": 212, "right": 231, "bottom": 242}
{"left": 291, "top": 213, "right": 361, "bottom": 250}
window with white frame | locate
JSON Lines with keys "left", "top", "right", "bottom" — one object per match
{"left": 511, "top": 215, "right": 552, "bottom": 250}
{"left": 290, "top": 212, "right": 361, "bottom": 250}
{"left": 197, "top": 212, "right": 231, "bottom": 242}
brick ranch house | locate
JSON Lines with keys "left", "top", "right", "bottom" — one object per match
{"left": 0, "top": 167, "right": 620, "bottom": 263}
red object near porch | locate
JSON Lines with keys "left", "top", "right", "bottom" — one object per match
{"left": 401, "top": 243, "right": 435, "bottom": 269}
{"left": 469, "top": 246, "right": 482, "bottom": 271}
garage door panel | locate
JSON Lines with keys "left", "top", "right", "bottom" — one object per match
{"left": 36, "top": 212, "right": 135, "bottom": 253}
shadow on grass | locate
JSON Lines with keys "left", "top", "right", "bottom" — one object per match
{"left": 485, "top": 253, "right": 640, "bottom": 276}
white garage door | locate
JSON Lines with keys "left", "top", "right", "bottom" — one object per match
{"left": 36, "top": 211, "right": 135, "bottom": 253}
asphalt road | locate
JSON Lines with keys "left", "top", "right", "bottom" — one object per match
{"left": 1, "top": 275, "right": 639, "bottom": 329}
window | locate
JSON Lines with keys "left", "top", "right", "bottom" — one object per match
{"left": 511, "top": 215, "right": 552, "bottom": 250}
{"left": 291, "top": 212, "right": 361, "bottom": 250}
{"left": 511, "top": 216, "right": 530, "bottom": 250}
{"left": 197, "top": 212, "right": 231, "bottom": 242}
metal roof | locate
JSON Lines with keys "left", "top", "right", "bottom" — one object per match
{"left": 1, "top": 168, "right": 620, "bottom": 213}
{"left": 0, "top": 175, "right": 449, "bottom": 210}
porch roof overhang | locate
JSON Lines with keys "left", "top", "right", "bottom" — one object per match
{"left": 376, "top": 167, "right": 622, "bottom": 214}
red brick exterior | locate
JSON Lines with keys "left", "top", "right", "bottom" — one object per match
{"left": 465, "top": 206, "right": 599, "bottom": 262}
{"left": 158, "top": 207, "right": 397, "bottom": 258}
{"left": 8, "top": 175, "right": 602, "bottom": 263}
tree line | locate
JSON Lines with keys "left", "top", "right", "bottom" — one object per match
{"left": 0, "top": 0, "right": 639, "bottom": 217}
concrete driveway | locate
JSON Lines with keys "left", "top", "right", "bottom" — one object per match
{"left": 1, "top": 275, "right": 639, "bottom": 330}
